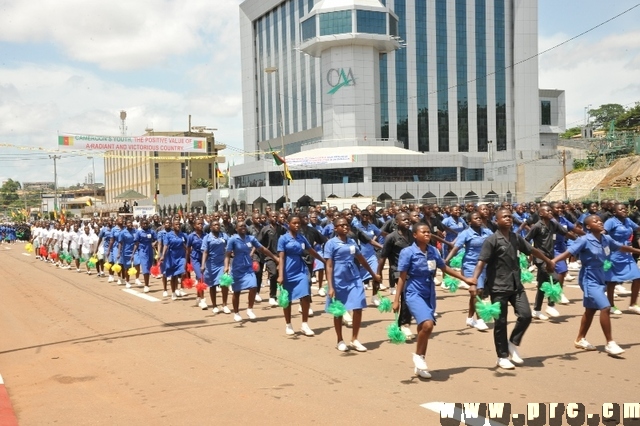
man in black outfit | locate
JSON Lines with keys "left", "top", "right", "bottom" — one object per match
{"left": 258, "top": 212, "right": 285, "bottom": 307}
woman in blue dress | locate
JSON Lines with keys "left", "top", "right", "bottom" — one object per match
{"left": 553, "top": 215, "right": 640, "bottom": 355}
{"left": 118, "top": 219, "right": 137, "bottom": 288}
{"left": 277, "top": 215, "right": 325, "bottom": 337}
{"left": 225, "top": 222, "right": 278, "bottom": 322}
{"left": 445, "top": 211, "right": 492, "bottom": 331}
{"left": 394, "top": 223, "right": 475, "bottom": 379}
{"left": 201, "top": 220, "right": 230, "bottom": 314}
{"left": 356, "top": 210, "right": 383, "bottom": 304}
{"left": 324, "top": 217, "right": 381, "bottom": 353}
{"left": 159, "top": 219, "right": 188, "bottom": 301}
{"left": 604, "top": 203, "right": 640, "bottom": 315}
{"left": 441, "top": 205, "right": 467, "bottom": 258}
{"left": 187, "top": 219, "right": 208, "bottom": 310}
{"left": 156, "top": 219, "right": 171, "bottom": 297}
{"left": 132, "top": 219, "right": 157, "bottom": 294}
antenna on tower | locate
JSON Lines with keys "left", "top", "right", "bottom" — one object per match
{"left": 119, "top": 110, "right": 128, "bottom": 136}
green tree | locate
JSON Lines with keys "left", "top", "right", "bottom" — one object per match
{"left": 560, "top": 127, "right": 582, "bottom": 139}
{"left": 195, "top": 178, "right": 211, "bottom": 189}
{"left": 589, "top": 104, "right": 625, "bottom": 129}
{"left": 615, "top": 102, "right": 640, "bottom": 129}
{"left": 0, "top": 179, "right": 21, "bottom": 207}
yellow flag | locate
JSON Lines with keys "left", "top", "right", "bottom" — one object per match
{"left": 284, "top": 164, "right": 293, "bottom": 181}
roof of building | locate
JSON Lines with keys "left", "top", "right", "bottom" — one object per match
{"left": 312, "top": 0, "right": 386, "bottom": 12}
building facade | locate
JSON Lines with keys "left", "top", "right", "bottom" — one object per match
{"left": 221, "top": 0, "right": 565, "bottom": 210}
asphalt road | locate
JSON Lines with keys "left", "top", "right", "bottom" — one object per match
{"left": 1, "top": 244, "right": 639, "bottom": 425}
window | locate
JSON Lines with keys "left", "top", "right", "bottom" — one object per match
{"left": 234, "top": 172, "right": 267, "bottom": 188}
{"left": 208, "top": 163, "right": 213, "bottom": 179}
{"left": 372, "top": 167, "right": 457, "bottom": 182}
{"left": 460, "top": 167, "right": 484, "bottom": 181}
{"left": 301, "top": 16, "right": 316, "bottom": 41}
{"left": 389, "top": 15, "right": 398, "bottom": 36}
{"left": 181, "top": 184, "right": 187, "bottom": 195}
{"left": 154, "top": 163, "right": 159, "bottom": 179}
{"left": 319, "top": 10, "right": 352, "bottom": 36}
{"left": 269, "top": 168, "right": 363, "bottom": 186}
{"left": 181, "top": 163, "right": 186, "bottom": 179}
{"left": 541, "top": 101, "right": 552, "bottom": 125}
{"left": 357, "top": 10, "right": 386, "bottom": 35}
{"left": 153, "top": 151, "right": 158, "bottom": 157}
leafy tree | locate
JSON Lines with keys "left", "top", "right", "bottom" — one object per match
{"left": 195, "top": 178, "right": 211, "bottom": 189}
{"left": 589, "top": 104, "right": 625, "bottom": 129}
{"left": 615, "top": 102, "right": 640, "bottom": 130}
{"left": 0, "top": 179, "right": 21, "bottom": 206}
{"left": 560, "top": 127, "right": 582, "bottom": 139}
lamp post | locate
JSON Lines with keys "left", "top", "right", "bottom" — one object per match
{"left": 191, "top": 125, "right": 218, "bottom": 212}
{"left": 87, "top": 156, "right": 96, "bottom": 209}
{"left": 49, "top": 155, "right": 60, "bottom": 218}
{"left": 265, "top": 66, "right": 289, "bottom": 206}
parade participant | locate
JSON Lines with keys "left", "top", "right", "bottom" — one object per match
{"left": 78, "top": 225, "right": 94, "bottom": 274}
{"left": 553, "top": 214, "right": 640, "bottom": 355}
{"left": 308, "top": 212, "right": 327, "bottom": 296}
{"left": 356, "top": 210, "right": 382, "bottom": 304}
{"left": 394, "top": 223, "right": 476, "bottom": 378}
{"left": 157, "top": 219, "right": 171, "bottom": 297}
{"left": 297, "top": 213, "right": 325, "bottom": 317}
{"left": 225, "top": 222, "right": 278, "bottom": 322}
{"left": 107, "top": 218, "right": 124, "bottom": 284}
{"left": 69, "top": 223, "right": 81, "bottom": 272}
{"left": 445, "top": 211, "right": 492, "bottom": 331}
{"left": 471, "top": 208, "right": 556, "bottom": 369}
{"left": 550, "top": 201, "right": 582, "bottom": 288}
{"left": 159, "top": 220, "right": 188, "bottom": 301}
{"left": 201, "top": 220, "right": 230, "bottom": 314}
{"left": 132, "top": 219, "right": 157, "bottom": 293}
{"left": 187, "top": 219, "right": 208, "bottom": 310}
{"left": 441, "top": 205, "right": 467, "bottom": 258}
{"left": 277, "top": 215, "right": 325, "bottom": 336}
{"left": 604, "top": 203, "right": 640, "bottom": 315}
{"left": 258, "top": 213, "right": 285, "bottom": 307}
{"left": 118, "top": 219, "right": 137, "bottom": 288}
{"left": 325, "top": 217, "right": 382, "bottom": 352}
{"left": 96, "top": 220, "right": 113, "bottom": 280}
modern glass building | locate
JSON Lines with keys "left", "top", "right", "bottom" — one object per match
{"left": 229, "top": 0, "right": 565, "bottom": 208}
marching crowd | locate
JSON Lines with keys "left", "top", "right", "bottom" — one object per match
{"left": 8, "top": 198, "right": 640, "bottom": 378}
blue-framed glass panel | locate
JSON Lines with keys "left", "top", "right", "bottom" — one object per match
{"left": 319, "top": 10, "right": 352, "bottom": 36}
{"left": 299, "top": 0, "right": 307, "bottom": 130}
{"left": 460, "top": 167, "right": 484, "bottom": 181}
{"left": 257, "top": 19, "right": 266, "bottom": 142}
{"left": 380, "top": 55, "right": 389, "bottom": 139}
{"left": 301, "top": 16, "right": 316, "bottom": 41}
{"left": 273, "top": 11, "right": 280, "bottom": 138}
{"left": 356, "top": 10, "right": 386, "bottom": 34}
{"left": 436, "top": 0, "right": 449, "bottom": 152}
{"left": 395, "top": 0, "right": 408, "bottom": 149}
{"left": 475, "top": 0, "right": 488, "bottom": 152}
{"left": 541, "top": 101, "right": 551, "bottom": 125}
{"left": 290, "top": 0, "right": 299, "bottom": 133}
{"left": 416, "top": 0, "right": 428, "bottom": 152}
{"left": 495, "top": 0, "right": 507, "bottom": 151}
{"left": 389, "top": 15, "right": 398, "bottom": 36}
{"left": 269, "top": 168, "right": 363, "bottom": 186}
{"left": 281, "top": 4, "right": 289, "bottom": 135}
{"left": 372, "top": 167, "right": 457, "bottom": 182}
{"left": 456, "top": 0, "right": 469, "bottom": 152}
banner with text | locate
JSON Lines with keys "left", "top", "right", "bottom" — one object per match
{"left": 57, "top": 134, "right": 207, "bottom": 153}
{"left": 287, "top": 154, "right": 355, "bottom": 168}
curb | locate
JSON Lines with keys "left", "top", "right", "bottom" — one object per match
{"left": 0, "top": 374, "right": 19, "bottom": 426}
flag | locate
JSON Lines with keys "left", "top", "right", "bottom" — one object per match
{"left": 58, "top": 135, "right": 74, "bottom": 146}
{"left": 193, "top": 139, "right": 204, "bottom": 150}
{"left": 268, "top": 143, "right": 285, "bottom": 166}
{"left": 86, "top": 198, "right": 93, "bottom": 206}
{"left": 215, "top": 162, "right": 224, "bottom": 178}
{"left": 284, "top": 164, "right": 293, "bottom": 181}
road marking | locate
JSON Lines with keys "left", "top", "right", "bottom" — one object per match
{"left": 421, "top": 402, "right": 507, "bottom": 426}
{"left": 565, "top": 284, "right": 581, "bottom": 289}
{"left": 122, "top": 288, "right": 160, "bottom": 302}
{"left": 22, "top": 253, "right": 31, "bottom": 256}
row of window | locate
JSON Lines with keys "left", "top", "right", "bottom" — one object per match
{"left": 301, "top": 10, "right": 396, "bottom": 42}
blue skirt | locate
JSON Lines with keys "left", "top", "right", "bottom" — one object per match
{"left": 231, "top": 270, "right": 257, "bottom": 292}
{"left": 204, "top": 264, "right": 224, "bottom": 287}
{"left": 325, "top": 283, "right": 366, "bottom": 311}
{"left": 581, "top": 280, "right": 610, "bottom": 310}
{"left": 283, "top": 272, "right": 310, "bottom": 302}
{"left": 138, "top": 250, "right": 154, "bottom": 275}
{"left": 191, "top": 259, "right": 203, "bottom": 281}
{"left": 164, "top": 257, "right": 186, "bottom": 278}
{"left": 605, "top": 255, "right": 640, "bottom": 282}
{"left": 405, "top": 291, "right": 436, "bottom": 324}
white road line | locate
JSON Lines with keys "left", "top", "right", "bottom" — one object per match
{"left": 22, "top": 253, "right": 31, "bottom": 256}
{"left": 0, "top": 373, "right": 4, "bottom": 385}
{"left": 421, "top": 402, "right": 507, "bottom": 426}
{"left": 122, "top": 289, "right": 160, "bottom": 302}
{"left": 565, "top": 284, "right": 581, "bottom": 289}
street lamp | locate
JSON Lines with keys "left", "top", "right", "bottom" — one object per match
{"left": 189, "top": 125, "right": 218, "bottom": 212}
{"left": 264, "top": 66, "right": 289, "bottom": 205}
{"left": 87, "top": 156, "right": 96, "bottom": 206}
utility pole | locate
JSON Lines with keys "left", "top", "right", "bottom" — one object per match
{"left": 49, "top": 155, "right": 61, "bottom": 217}
{"left": 562, "top": 150, "right": 568, "bottom": 200}
{"left": 265, "top": 67, "right": 289, "bottom": 206}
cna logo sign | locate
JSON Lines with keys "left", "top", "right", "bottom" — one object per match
{"left": 326, "top": 68, "right": 356, "bottom": 94}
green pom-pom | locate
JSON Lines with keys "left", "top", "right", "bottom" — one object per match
{"left": 475, "top": 296, "right": 501, "bottom": 323}
{"left": 540, "top": 280, "right": 563, "bottom": 303}
{"left": 87, "top": 261, "right": 96, "bottom": 268}
{"left": 79, "top": 257, "right": 87, "bottom": 264}
{"left": 387, "top": 317, "right": 406, "bottom": 344}
{"left": 449, "top": 249, "right": 465, "bottom": 268}
{"left": 277, "top": 284, "right": 290, "bottom": 308}
{"left": 521, "top": 269, "right": 534, "bottom": 284}
{"left": 377, "top": 293, "right": 392, "bottom": 313}
{"left": 327, "top": 298, "right": 347, "bottom": 317}
{"left": 444, "top": 275, "right": 460, "bottom": 293}
{"left": 603, "top": 259, "right": 612, "bottom": 272}
{"left": 519, "top": 253, "right": 529, "bottom": 269}
{"left": 219, "top": 273, "right": 233, "bottom": 287}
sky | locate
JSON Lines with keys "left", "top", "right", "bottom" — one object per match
{"left": 0, "top": 0, "right": 638, "bottom": 187}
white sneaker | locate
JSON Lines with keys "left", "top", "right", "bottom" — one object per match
{"left": 135, "top": 279, "right": 142, "bottom": 287}
{"left": 285, "top": 323, "right": 295, "bottom": 335}
{"left": 317, "top": 287, "right": 326, "bottom": 297}
{"left": 117, "top": 279, "right": 122, "bottom": 285}
{"left": 372, "top": 295, "right": 381, "bottom": 306}
{"left": 565, "top": 273, "right": 575, "bottom": 282}
{"left": 108, "top": 276, "right": 114, "bottom": 283}
{"left": 87, "top": 271, "right": 92, "bottom": 275}
{"left": 143, "top": 286, "right": 150, "bottom": 293}
{"left": 176, "top": 289, "right": 184, "bottom": 297}
{"left": 199, "top": 299, "right": 208, "bottom": 310}
{"left": 528, "top": 265, "right": 536, "bottom": 272}
{"left": 223, "top": 305, "right": 231, "bottom": 314}
{"left": 474, "top": 318, "right": 489, "bottom": 331}
{"left": 574, "top": 338, "right": 596, "bottom": 351}
{"left": 77, "top": 269, "right": 81, "bottom": 273}
{"left": 605, "top": 341, "right": 625, "bottom": 356}
{"left": 125, "top": 282, "right": 131, "bottom": 289}
{"left": 311, "top": 277, "right": 317, "bottom": 284}
{"left": 246, "top": 309, "right": 257, "bottom": 320}
{"left": 171, "top": 292, "right": 177, "bottom": 301}
{"left": 560, "top": 294, "right": 570, "bottom": 305}
{"left": 545, "top": 306, "right": 560, "bottom": 318}
{"left": 233, "top": 313, "right": 242, "bottom": 322}
{"left": 413, "top": 353, "right": 428, "bottom": 370}
{"left": 379, "top": 284, "right": 387, "bottom": 291}
{"left": 532, "top": 310, "right": 548, "bottom": 320}
{"left": 391, "top": 288, "right": 396, "bottom": 295}
{"left": 629, "top": 305, "right": 640, "bottom": 315}
{"left": 568, "top": 261, "right": 580, "bottom": 271}
{"left": 508, "top": 341, "right": 524, "bottom": 365}
{"left": 162, "top": 291, "right": 168, "bottom": 298}
{"left": 615, "top": 284, "right": 631, "bottom": 295}
{"left": 497, "top": 357, "right": 515, "bottom": 369}
{"left": 336, "top": 341, "right": 349, "bottom": 352}
{"left": 414, "top": 368, "right": 432, "bottom": 379}
{"left": 350, "top": 340, "right": 367, "bottom": 352}
{"left": 300, "top": 322, "right": 315, "bottom": 336}
{"left": 466, "top": 317, "right": 478, "bottom": 328}
{"left": 212, "top": 306, "right": 220, "bottom": 314}
{"left": 401, "top": 325, "right": 414, "bottom": 339}
{"left": 255, "top": 294, "right": 263, "bottom": 303}
{"left": 458, "top": 281, "right": 470, "bottom": 290}
{"left": 611, "top": 306, "right": 623, "bottom": 315}
{"left": 268, "top": 298, "right": 278, "bottom": 307}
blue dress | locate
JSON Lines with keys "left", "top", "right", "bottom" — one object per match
{"left": 187, "top": 232, "right": 204, "bottom": 281}
{"left": 162, "top": 231, "right": 187, "bottom": 278}
{"left": 310, "top": 223, "right": 325, "bottom": 272}
{"left": 323, "top": 236, "right": 366, "bottom": 311}
{"left": 568, "top": 234, "right": 623, "bottom": 309}
{"left": 157, "top": 229, "right": 168, "bottom": 273}
{"left": 442, "top": 216, "right": 467, "bottom": 257}
{"left": 357, "top": 223, "right": 381, "bottom": 281}
{"left": 226, "top": 234, "right": 262, "bottom": 292}
{"left": 118, "top": 228, "right": 136, "bottom": 268}
{"left": 109, "top": 227, "right": 122, "bottom": 264}
{"left": 552, "top": 216, "right": 574, "bottom": 274}
{"left": 277, "top": 233, "right": 312, "bottom": 302}
{"left": 201, "top": 232, "right": 228, "bottom": 287}
{"left": 134, "top": 228, "right": 157, "bottom": 274}
{"left": 603, "top": 216, "right": 640, "bottom": 282}
{"left": 98, "top": 226, "right": 112, "bottom": 260}
{"left": 397, "top": 243, "right": 445, "bottom": 324}
{"left": 455, "top": 226, "right": 493, "bottom": 289}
